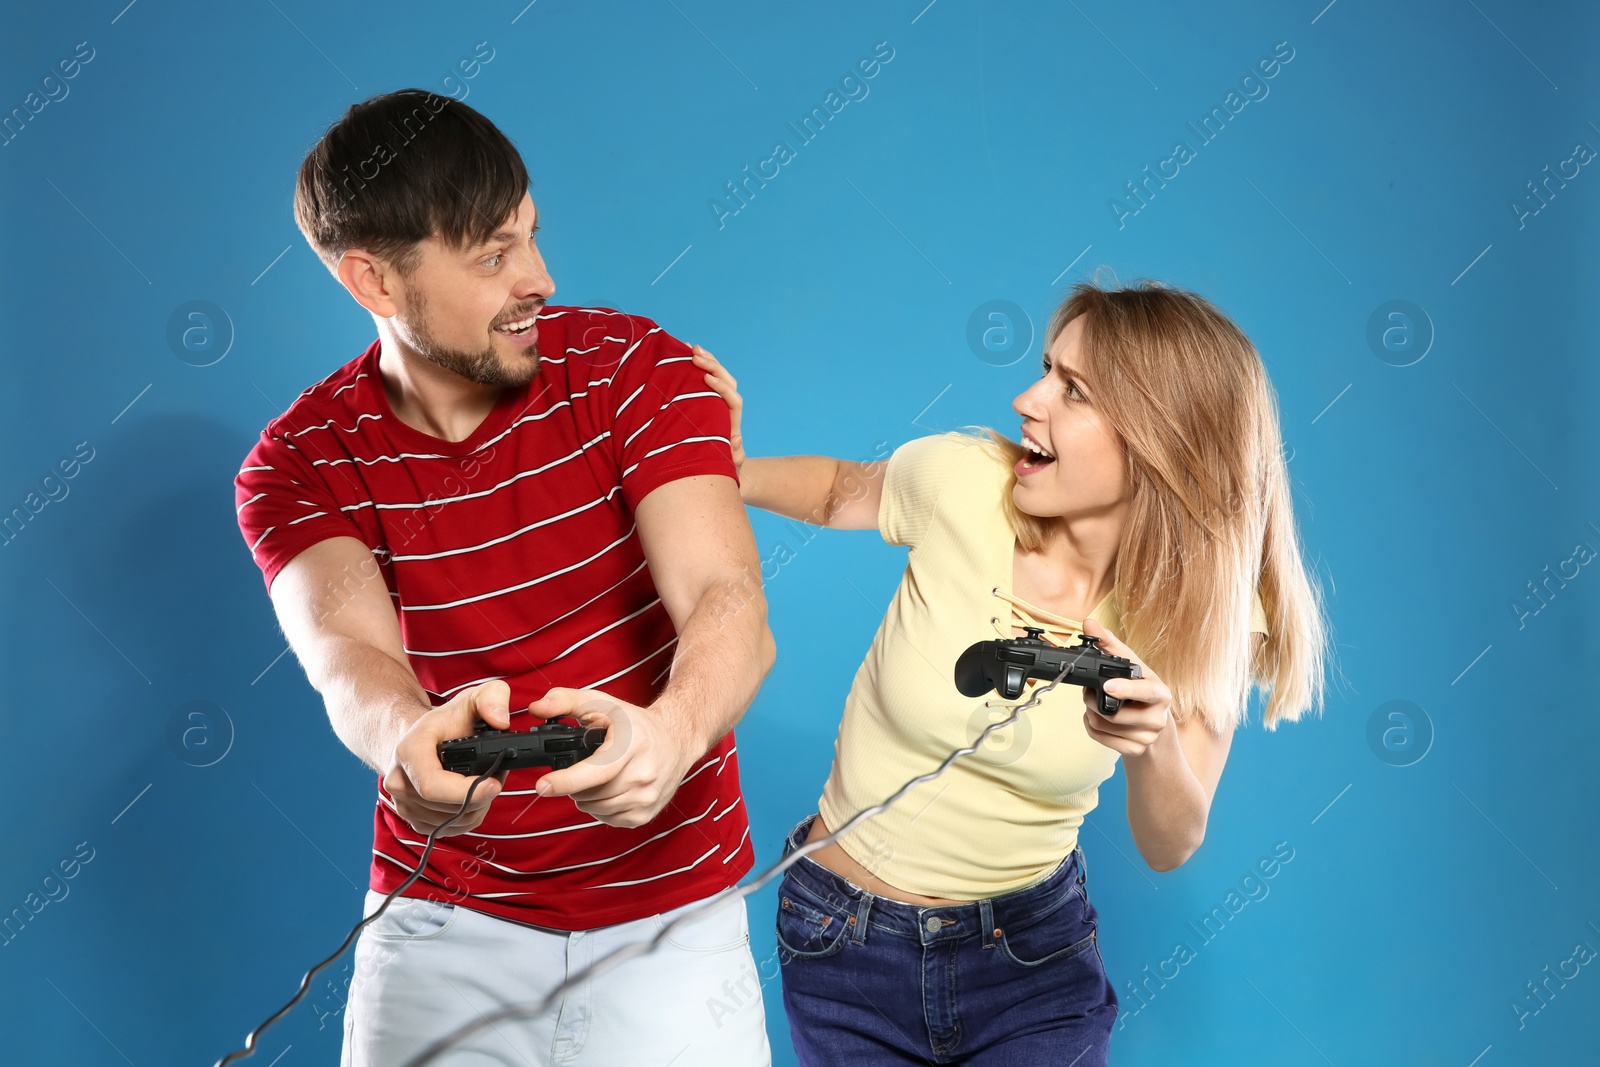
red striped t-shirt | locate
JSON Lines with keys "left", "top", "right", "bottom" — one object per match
{"left": 233, "top": 306, "right": 754, "bottom": 930}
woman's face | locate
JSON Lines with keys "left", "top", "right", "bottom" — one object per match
{"left": 1010, "top": 314, "right": 1130, "bottom": 520}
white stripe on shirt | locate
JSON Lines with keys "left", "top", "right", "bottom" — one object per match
{"left": 388, "top": 491, "right": 619, "bottom": 564}
{"left": 621, "top": 436, "right": 731, "bottom": 478}
{"left": 402, "top": 525, "right": 635, "bottom": 611}
{"left": 339, "top": 438, "right": 608, "bottom": 513}
{"left": 285, "top": 412, "right": 382, "bottom": 438}
{"left": 590, "top": 844, "right": 721, "bottom": 889}
{"left": 393, "top": 799, "right": 718, "bottom": 877}
{"left": 403, "top": 561, "right": 647, "bottom": 657}
{"left": 720, "top": 824, "right": 751, "bottom": 863}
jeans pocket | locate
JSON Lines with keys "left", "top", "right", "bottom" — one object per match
{"left": 656, "top": 894, "right": 751, "bottom": 954}
{"left": 774, "top": 872, "right": 851, "bottom": 961}
{"left": 364, "top": 893, "right": 459, "bottom": 942}
{"left": 995, "top": 886, "right": 1098, "bottom": 968}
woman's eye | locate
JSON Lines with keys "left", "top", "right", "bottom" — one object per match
{"left": 1042, "top": 358, "right": 1085, "bottom": 401}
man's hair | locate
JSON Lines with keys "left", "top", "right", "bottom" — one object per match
{"left": 293, "top": 88, "right": 529, "bottom": 279}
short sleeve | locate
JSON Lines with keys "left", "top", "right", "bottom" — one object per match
{"left": 877, "top": 432, "right": 976, "bottom": 549}
{"left": 1249, "top": 591, "right": 1269, "bottom": 636}
{"left": 610, "top": 317, "right": 738, "bottom": 512}
{"left": 235, "top": 433, "right": 367, "bottom": 592}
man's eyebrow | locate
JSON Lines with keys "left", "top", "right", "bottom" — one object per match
{"left": 469, "top": 212, "right": 540, "bottom": 253}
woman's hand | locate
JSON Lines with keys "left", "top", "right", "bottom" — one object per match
{"left": 688, "top": 345, "right": 859, "bottom": 523}
{"left": 690, "top": 345, "right": 744, "bottom": 475}
{"left": 1077, "top": 618, "right": 1173, "bottom": 759}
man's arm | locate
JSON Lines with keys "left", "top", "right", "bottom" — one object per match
{"left": 269, "top": 537, "right": 428, "bottom": 773}
{"left": 529, "top": 473, "right": 775, "bottom": 826}
{"left": 634, "top": 473, "right": 776, "bottom": 751}
{"left": 269, "top": 535, "right": 512, "bottom": 835}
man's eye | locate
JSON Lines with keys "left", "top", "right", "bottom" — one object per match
{"left": 483, "top": 227, "right": 539, "bottom": 268}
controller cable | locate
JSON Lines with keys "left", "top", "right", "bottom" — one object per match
{"left": 213, "top": 749, "right": 509, "bottom": 1067}
{"left": 399, "top": 655, "right": 1088, "bottom": 1067}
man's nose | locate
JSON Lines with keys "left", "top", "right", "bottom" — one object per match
{"left": 515, "top": 246, "right": 555, "bottom": 300}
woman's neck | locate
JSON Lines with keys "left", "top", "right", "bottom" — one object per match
{"left": 1021, "top": 515, "right": 1122, "bottom": 615}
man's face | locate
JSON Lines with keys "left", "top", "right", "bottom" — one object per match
{"left": 388, "top": 191, "right": 555, "bottom": 387}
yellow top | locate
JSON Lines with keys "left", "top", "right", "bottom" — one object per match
{"left": 815, "top": 431, "right": 1269, "bottom": 899}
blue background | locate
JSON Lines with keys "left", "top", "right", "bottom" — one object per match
{"left": 2, "top": 0, "right": 1596, "bottom": 1064}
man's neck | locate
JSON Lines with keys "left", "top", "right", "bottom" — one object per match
{"left": 377, "top": 340, "right": 503, "bottom": 444}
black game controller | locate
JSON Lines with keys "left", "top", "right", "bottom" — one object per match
{"left": 437, "top": 722, "right": 607, "bottom": 776}
{"left": 954, "top": 627, "right": 1143, "bottom": 715}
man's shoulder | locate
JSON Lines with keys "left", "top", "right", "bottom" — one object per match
{"left": 239, "top": 344, "right": 378, "bottom": 484}
{"left": 538, "top": 304, "right": 667, "bottom": 355}
{"left": 539, "top": 303, "right": 654, "bottom": 328}
{"left": 259, "top": 342, "right": 379, "bottom": 443}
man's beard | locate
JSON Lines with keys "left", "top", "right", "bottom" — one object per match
{"left": 403, "top": 285, "right": 543, "bottom": 388}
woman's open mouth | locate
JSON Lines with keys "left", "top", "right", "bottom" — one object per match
{"left": 1016, "top": 434, "right": 1055, "bottom": 476}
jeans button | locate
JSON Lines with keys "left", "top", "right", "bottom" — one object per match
{"left": 924, "top": 916, "right": 942, "bottom": 933}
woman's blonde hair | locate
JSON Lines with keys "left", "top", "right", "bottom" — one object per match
{"left": 969, "top": 277, "right": 1329, "bottom": 733}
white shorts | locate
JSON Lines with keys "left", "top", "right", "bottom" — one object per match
{"left": 341, "top": 888, "right": 772, "bottom": 1067}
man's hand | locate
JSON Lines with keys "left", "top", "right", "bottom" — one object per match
{"left": 383, "top": 680, "right": 513, "bottom": 837}
{"left": 527, "top": 686, "right": 703, "bottom": 828}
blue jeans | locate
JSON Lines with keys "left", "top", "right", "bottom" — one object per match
{"left": 776, "top": 814, "right": 1117, "bottom": 1065}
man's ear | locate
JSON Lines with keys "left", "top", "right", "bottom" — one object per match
{"left": 337, "top": 247, "right": 405, "bottom": 318}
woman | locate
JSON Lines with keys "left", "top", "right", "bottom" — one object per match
{"left": 691, "top": 279, "right": 1328, "bottom": 1065}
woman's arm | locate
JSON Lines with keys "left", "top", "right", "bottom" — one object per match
{"left": 1121, "top": 710, "right": 1222, "bottom": 872}
{"left": 1079, "top": 622, "right": 1266, "bottom": 871}
{"left": 743, "top": 457, "right": 884, "bottom": 529}
{"left": 692, "top": 345, "right": 884, "bottom": 530}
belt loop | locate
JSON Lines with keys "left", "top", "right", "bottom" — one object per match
{"left": 850, "top": 894, "right": 873, "bottom": 944}
{"left": 788, "top": 813, "right": 818, "bottom": 859}
{"left": 980, "top": 898, "right": 997, "bottom": 949}
{"left": 1076, "top": 843, "right": 1087, "bottom": 885}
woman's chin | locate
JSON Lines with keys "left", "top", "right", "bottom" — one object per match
{"left": 1011, "top": 486, "right": 1058, "bottom": 519}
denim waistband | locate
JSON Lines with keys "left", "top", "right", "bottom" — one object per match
{"left": 779, "top": 813, "right": 1086, "bottom": 947}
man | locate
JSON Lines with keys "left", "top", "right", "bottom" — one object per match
{"left": 233, "top": 88, "right": 775, "bottom": 1065}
